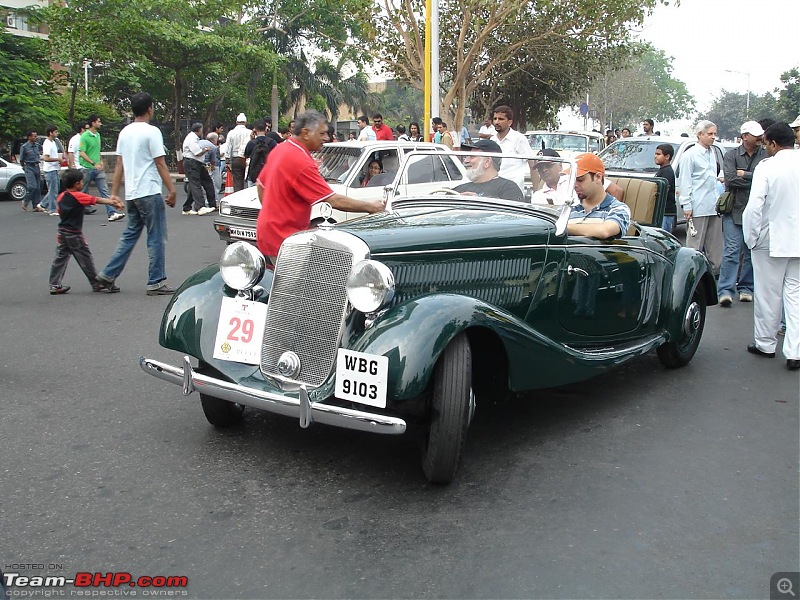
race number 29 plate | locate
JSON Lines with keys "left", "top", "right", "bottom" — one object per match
{"left": 335, "top": 349, "right": 388, "bottom": 409}
{"left": 213, "top": 297, "right": 267, "bottom": 365}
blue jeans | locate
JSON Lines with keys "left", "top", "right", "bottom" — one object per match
{"left": 81, "top": 168, "right": 115, "bottom": 216}
{"left": 99, "top": 194, "right": 167, "bottom": 289}
{"left": 661, "top": 215, "right": 675, "bottom": 234}
{"left": 42, "top": 170, "right": 60, "bottom": 213}
{"left": 717, "top": 213, "right": 753, "bottom": 297}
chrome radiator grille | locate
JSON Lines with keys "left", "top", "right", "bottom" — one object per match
{"left": 261, "top": 236, "right": 355, "bottom": 388}
{"left": 230, "top": 206, "right": 260, "bottom": 220}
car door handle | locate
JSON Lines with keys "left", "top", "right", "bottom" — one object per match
{"left": 567, "top": 265, "right": 589, "bottom": 276}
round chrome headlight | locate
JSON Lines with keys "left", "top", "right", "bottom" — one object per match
{"left": 346, "top": 260, "right": 395, "bottom": 313}
{"left": 219, "top": 241, "right": 265, "bottom": 290}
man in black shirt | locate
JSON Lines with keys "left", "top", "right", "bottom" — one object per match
{"left": 654, "top": 143, "right": 676, "bottom": 232}
{"left": 454, "top": 139, "right": 523, "bottom": 202}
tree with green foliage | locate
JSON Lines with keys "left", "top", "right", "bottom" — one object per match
{"left": 584, "top": 44, "right": 695, "bottom": 132}
{"left": 777, "top": 67, "right": 800, "bottom": 120}
{"left": 252, "top": 0, "right": 375, "bottom": 124}
{"left": 0, "top": 31, "right": 66, "bottom": 146}
{"left": 42, "top": 0, "right": 277, "bottom": 150}
{"left": 700, "top": 91, "right": 788, "bottom": 140}
{"left": 371, "top": 0, "right": 668, "bottom": 132}
{"left": 377, "top": 81, "right": 424, "bottom": 128}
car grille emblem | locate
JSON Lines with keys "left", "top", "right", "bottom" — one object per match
{"left": 277, "top": 351, "right": 301, "bottom": 378}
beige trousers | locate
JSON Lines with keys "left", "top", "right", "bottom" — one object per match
{"left": 685, "top": 215, "right": 723, "bottom": 275}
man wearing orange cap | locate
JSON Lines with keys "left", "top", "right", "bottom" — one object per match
{"left": 567, "top": 153, "right": 631, "bottom": 239}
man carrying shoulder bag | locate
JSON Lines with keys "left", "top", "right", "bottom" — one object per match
{"left": 718, "top": 121, "right": 767, "bottom": 307}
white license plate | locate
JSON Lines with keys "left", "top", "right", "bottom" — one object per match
{"left": 213, "top": 297, "right": 267, "bottom": 365}
{"left": 335, "top": 349, "right": 388, "bottom": 409}
{"left": 229, "top": 226, "right": 256, "bottom": 240}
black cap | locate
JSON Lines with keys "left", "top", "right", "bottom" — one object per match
{"left": 535, "top": 147, "right": 561, "bottom": 170}
{"left": 461, "top": 139, "right": 502, "bottom": 153}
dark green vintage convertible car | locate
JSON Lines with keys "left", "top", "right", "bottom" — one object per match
{"left": 141, "top": 153, "right": 717, "bottom": 484}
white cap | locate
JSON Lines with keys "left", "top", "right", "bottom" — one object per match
{"left": 789, "top": 115, "right": 800, "bottom": 128}
{"left": 740, "top": 120, "right": 764, "bottom": 136}
{"left": 236, "top": 113, "right": 247, "bottom": 123}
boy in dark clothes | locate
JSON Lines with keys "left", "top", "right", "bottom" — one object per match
{"left": 654, "top": 143, "right": 676, "bottom": 233}
{"left": 48, "top": 169, "right": 124, "bottom": 294}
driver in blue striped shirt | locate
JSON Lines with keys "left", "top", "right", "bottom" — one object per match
{"left": 568, "top": 153, "right": 631, "bottom": 239}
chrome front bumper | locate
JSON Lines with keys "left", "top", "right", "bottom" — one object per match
{"left": 140, "top": 356, "right": 406, "bottom": 435}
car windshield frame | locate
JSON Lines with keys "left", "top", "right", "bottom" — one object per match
{"left": 390, "top": 149, "right": 576, "bottom": 211}
{"left": 527, "top": 133, "right": 592, "bottom": 154}
{"left": 315, "top": 146, "right": 364, "bottom": 184}
{"left": 599, "top": 139, "right": 679, "bottom": 173}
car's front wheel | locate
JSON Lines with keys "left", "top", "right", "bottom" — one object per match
{"left": 9, "top": 180, "right": 26, "bottom": 201}
{"left": 421, "top": 333, "right": 473, "bottom": 484}
{"left": 200, "top": 393, "right": 245, "bottom": 427}
{"left": 657, "top": 286, "right": 706, "bottom": 368}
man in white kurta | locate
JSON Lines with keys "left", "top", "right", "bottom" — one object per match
{"left": 742, "top": 123, "right": 800, "bottom": 369}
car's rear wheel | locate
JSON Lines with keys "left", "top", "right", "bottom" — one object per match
{"left": 200, "top": 393, "right": 245, "bottom": 427}
{"left": 9, "top": 180, "right": 26, "bottom": 201}
{"left": 421, "top": 332, "right": 473, "bottom": 484}
{"left": 657, "top": 286, "right": 706, "bottom": 368}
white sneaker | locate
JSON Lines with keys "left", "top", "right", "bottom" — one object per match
{"left": 186, "top": 209, "right": 198, "bottom": 215}
{"left": 197, "top": 206, "right": 217, "bottom": 215}
{"left": 108, "top": 212, "right": 125, "bottom": 222}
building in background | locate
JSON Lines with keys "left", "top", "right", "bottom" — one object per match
{"left": 1, "top": 0, "right": 49, "bottom": 39}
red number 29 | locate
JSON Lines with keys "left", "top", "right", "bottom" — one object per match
{"left": 227, "top": 317, "right": 255, "bottom": 343}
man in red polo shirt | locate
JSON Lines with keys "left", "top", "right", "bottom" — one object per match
{"left": 256, "top": 110, "right": 386, "bottom": 261}
{"left": 372, "top": 113, "right": 394, "bottom": 141}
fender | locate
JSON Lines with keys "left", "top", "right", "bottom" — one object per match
{"left": 159, "top": 265, "right": 274, "bottom": 381}
{"left": 664, "top": 247, "right": 717, "bottom": 342}
{"left": 348, "top": 294, "right": 619, "bottom": 400}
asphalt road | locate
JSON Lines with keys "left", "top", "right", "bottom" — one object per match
{"left": 1, "top": 191, "right": 798, "bottom": 600}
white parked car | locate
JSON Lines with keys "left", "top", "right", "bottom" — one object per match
{"left": 213, "top": 141, "right": 465, "bottom": 243}
{"left": 0, "top": 157, "right": 27, "bottom": 201}
{"left": 525, "top": 130, "right": 607, "bottom": 159}
{"left": 598, "top": 136, "right": 728, "bottom": 225}
{"left": 598, "top": 135, "right": 727, "bottom": 178}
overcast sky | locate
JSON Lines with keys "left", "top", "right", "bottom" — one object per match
{"left": 559, "top": 0, "right": 799, "bottom": 133}
{"left": 638, "top": 0, "right": 800, "bottom": 111}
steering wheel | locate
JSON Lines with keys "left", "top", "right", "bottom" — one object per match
{"left": 429, "top": 188, "right": 461, "bottom": 196}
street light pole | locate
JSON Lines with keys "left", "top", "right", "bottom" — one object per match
{"left": 725, "top": 69, "right": 751, "bottom": 119}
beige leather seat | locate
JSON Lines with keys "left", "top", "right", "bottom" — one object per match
{"left": 608, "top": 177, "right": 660, "bottom": 234}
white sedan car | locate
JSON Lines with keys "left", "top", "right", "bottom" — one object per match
{"left": 213, "top": 141, "right": 466, "bottom": 244}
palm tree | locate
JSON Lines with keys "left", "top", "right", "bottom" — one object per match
{"left": 256, "top": 7, "right": 375, "bottom": 126}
